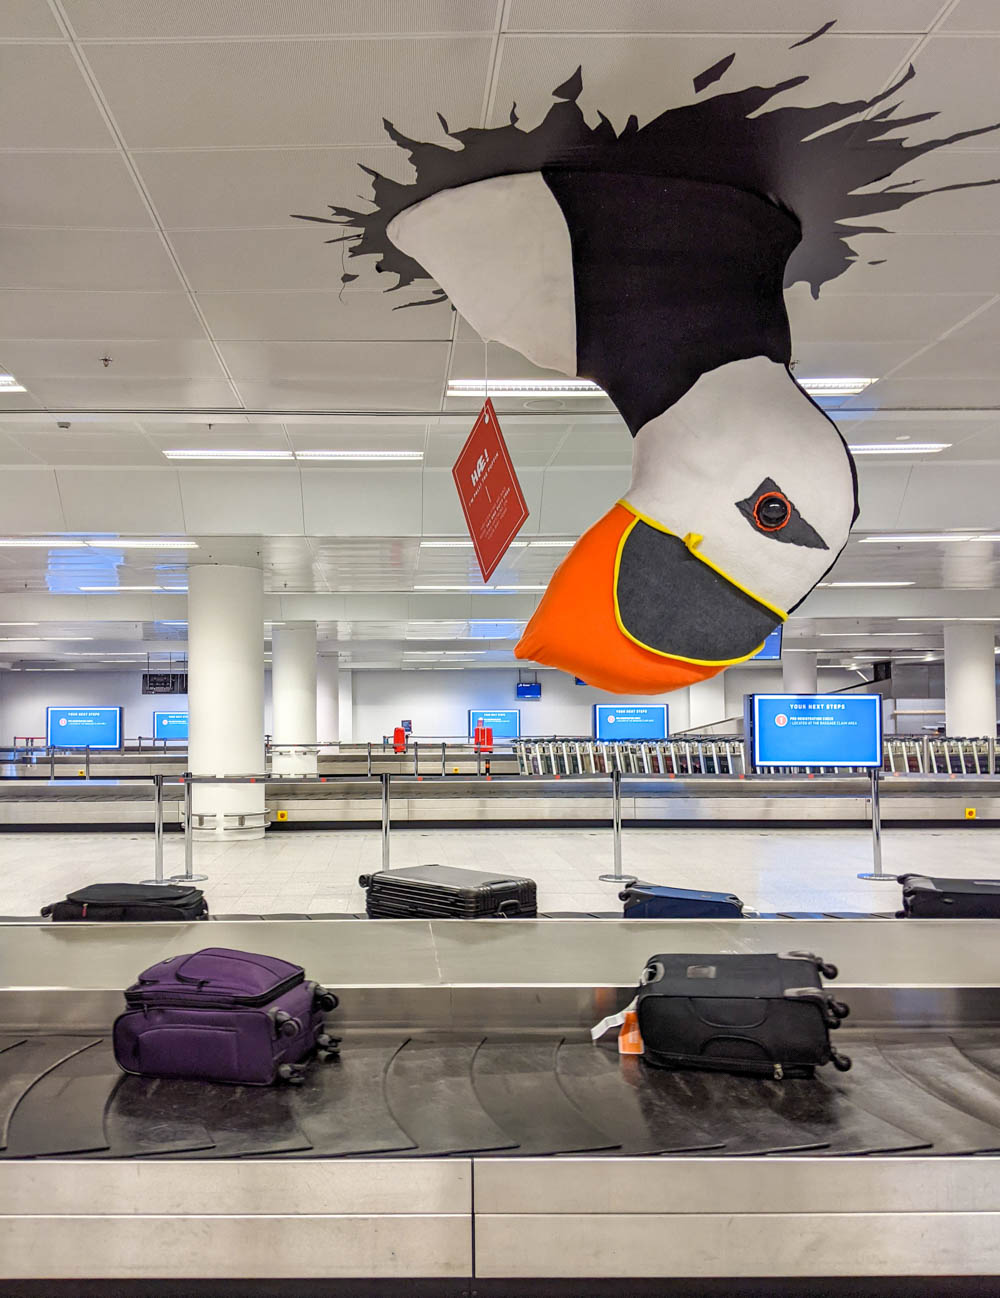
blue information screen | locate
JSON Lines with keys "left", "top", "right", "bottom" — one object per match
{"left": 467, "top": 709, "right": 520, "bottom": 738}
{"left": 752, "top": 626, "right": 783, "bottom": 661}
{"left": 752, "top": 694, "right": 882, "bottom": 768}
{"left": 46, "top": 706, "right": 122, "bottom": 750}
{"left": 594, "top": 705, "right": 669, "bottom": 741}
{"left": 153, "top": 711, "right": 188, "bottom": 741}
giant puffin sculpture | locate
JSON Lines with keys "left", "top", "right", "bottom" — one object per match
{"left": 298, "top": 33, "right": 998, "bottom": 694}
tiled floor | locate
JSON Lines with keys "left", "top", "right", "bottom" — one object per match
{"left": 3, "top": 825, "right": 996, "bottom": 917}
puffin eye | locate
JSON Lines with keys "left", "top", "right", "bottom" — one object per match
{"left": 736, "top": 478, "right": 828, "bottom": 551}
{"left": 754, "top": 491, "right": 790, "bottom": 531}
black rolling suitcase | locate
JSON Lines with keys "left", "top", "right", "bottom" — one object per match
{"left": 636, "top": 951, "right": 851, "bottom": 1079}
{"left": 620, "top": 882, "right": 744, "bottom": 919}
{"left": 360, "top": 864, "right": 537, "bottom": 918}
{"left": 41, "top": 883, "right": 208, "bottom": 922}
{"left": 897, "top": 874, "right": 1000, "bottom": 918}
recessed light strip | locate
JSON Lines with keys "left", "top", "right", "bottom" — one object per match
{"left": 0, "top": 373, "right": 26, "bottom": 393}
{"left": 848, "top": 443, "right": 950, "bottom": 455}
{"left": 0, "top": 538, "right": 198, "bottom": 549}
{"left": 163, "top": 449, "right": 424, "bottom": 461}
{"left": 818, "top": 580, "right": 915, "bottom": 588}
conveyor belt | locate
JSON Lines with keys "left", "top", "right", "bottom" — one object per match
{"left": 3, "top": 1029, "right": 1000, "bottom": 1160}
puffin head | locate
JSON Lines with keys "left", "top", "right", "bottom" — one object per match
{"left": 515, "top": 357, "right": 858, "bottom": 693}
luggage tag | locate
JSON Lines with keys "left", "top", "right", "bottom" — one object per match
{"left": 590, "top": 997, "right": 644, "bottom": 1055}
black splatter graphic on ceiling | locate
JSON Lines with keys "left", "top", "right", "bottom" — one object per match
{"left": 295, "top": 41, "right": 999, "bottom": 302}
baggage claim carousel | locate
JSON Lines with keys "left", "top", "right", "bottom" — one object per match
{"left": 1, "top": 919, "right": 1000, "bottom": 1295}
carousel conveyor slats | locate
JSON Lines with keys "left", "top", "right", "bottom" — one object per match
{"left": 9, "top": 1029, "right": 1000, "bottom": 1160}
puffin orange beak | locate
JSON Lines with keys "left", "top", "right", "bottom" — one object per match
{"left": 516, "top": 502, "right": 780, "bottom": 694}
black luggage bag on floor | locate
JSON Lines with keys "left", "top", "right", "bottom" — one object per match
{"left": 41, "top": 883, "right": 208, "bottom": 922}
{"left": 620, "top": 882, "right": 744, "bottom": 919}
{"left": 360, "top": 864, "right": 537, "bottom": 918}
{"left": 897, "top": 874, "right": 1000, "bottom": 918}
{"left": 636, "top": 951, "right": 851, "bottom": 1079}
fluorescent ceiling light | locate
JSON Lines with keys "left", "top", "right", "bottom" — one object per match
{"left": 859, "top": 534, "right": 976, "bottom": 544}
{"left": 415, "top": 584, "right": 545, "bottom": 592}
{"left": 420, "top": 539, "right": 529, "bottom": 548}
{"left": 163, "top": 449, "right": 293, "bottom": 460}
{"left": 816, "top": 632, "right": 926, "bottom": 637}
{"left": 0, "top": 538, "right": 85, "bottom": 548}
{"left": 818, "top": 580, "right": 914, "bottom": 588}
{"left": 79, "top": 585, "right": 187, "bottom": 592}
{"left": 0, "top": 636, "right": 94, "bottom": 641}
{"left": 295, "top": 450, "right": 423, "bottom": 461}
{"left": 24, "top": 667, "right": 73, "bottom": 672}
{"left": 0, "top": 374, "right": 26, "bottom": 393}
{"left": 899, "top": 617, "right": 1000, "bottom": 623}
{"left": 529, "top": 539, "right": 575, "bottom": 548}
{"left": 848, "top": 443, "right": 950, "bottom": 455}
{"left": 795, "top": 376, "right": 875, "bottom": 397}
{"left": 448, "top": 378, "right": 604, "bottom": 398}
{"left": 85, "top": 539, "right": 199, "bottom": 549}
{"left": 0, "top": 622, "right": 38, "bottom": 627}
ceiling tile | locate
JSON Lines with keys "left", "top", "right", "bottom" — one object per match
{"left": 18, "top": 377, "right": 238, "bottom": 408}
{"left": 233, "top": 377, "right": 444, "bottom": 412}
{"left": 195, "top": 289, "right": 453, "bottom": 342}
{"left": 218, "top": 339, "right": 449, "bottom": 382}
{"left": 842, "top": 377, "right": 1000, "bottom": 409}
{"left": 178, "top": 468, "right": 304, "bottom": 533}
{"left": 505, "top": 0, "right": 943, "bottom": 33}
{"left": 133, "top": 146, "right": 413, "bottom": 229}
{"left": 785, "top": 286, "right": 992, "bottom": 343}
{"left": 56, "top": 467, "right": 185, "bottom": 531}
{"left": 0, "top": 291, "right": 206, "bottom": 341}
{"left": 489, "top": 34, "right": 918, "bottom": 133}
{"left": 65, "top": 0, "right": 499, "bottom": 38}
{"left": 808, "top": 234, "right": 1000, "bottom": 295}
{"left": 0, "top": 229, "right": 180, "bottom": 291}
{"left": 942, "top": 0, "right": 1000, "bottom": 31}
{"left": 907, "top": 36, "right": 1000, "bottom": 146}
{"left": 0, "top": 44, "right": 114, "bottom": 148}
{"left": 170, "top": 228, "right": 374, "bottom": 292}
{"left": 83, "top": 37, "right": 494, "bottom": 148}
{"left": 0, "top": 152, "right": 153, "bottom": 229}
{"left": 0, "top": 433, "right": 44, "bottom": 466}
{"left": 8, "top": 429, "right": 161, "bottom": 466}
{"left": 0, "top": 339, "right": 226, "bottom": 379}
{"left": 302, "top": 469, "right": 422, "bottom": 535}
{"left": 790, "top": 341, "right": 926, "bottom": 378}
{"left": 0, "top": 1, "right": 64, "bottom": 37}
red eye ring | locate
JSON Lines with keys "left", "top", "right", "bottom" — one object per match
{"left": 753, "top": 491, "right": 791, "bottom": 532}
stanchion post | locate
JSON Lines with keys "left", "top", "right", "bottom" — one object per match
{"left": 367, "top": 742, "right": 372, "bottom": 778}
{"left": 49, "top": 747, "right": 55, "bottom": 780}
{"left": 857, "top": 767, "right": 887, "bottom": 881}
{"left": 413, "top": 741, "right": 419, "bottom": 777}
{"left": 85, "top": 747, "right": 91, "bottom": 779}
{"left": 140, "top": 774, "right": 166, "bottom": 885}
{"left": 169, "top": 773, "right": 208, "bottom": 884}
{"left": 599, "top": 768, "right": 636, "bottom": 886}
{"left": 441, "top": 742, "right": 446, "bottom": 777}
{"left": 380, "top": 771, "right": 391, "bottom": 872}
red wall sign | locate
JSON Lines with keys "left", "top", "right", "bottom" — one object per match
{"left": 452, "top": 399, "right": 529, "bottom": 582}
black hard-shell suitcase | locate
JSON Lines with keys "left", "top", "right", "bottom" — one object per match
{"left": 620, "top": 882, "right": 744, "bottom": 919}
{"left": 636, "top": 951, "right": 851, "bottom": 1079}
{"left": 897, "top": 874, "right": 1000, "bottom": 918}
{"left": 359, "top": 864, "right": 537, "bottom": 918}
{"left": 41, "top": 883, "right": 208, "bottom": 922}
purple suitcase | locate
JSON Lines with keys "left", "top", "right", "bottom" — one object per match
{"left": 112, "top": 947, "right": 339, "bottom": 1085}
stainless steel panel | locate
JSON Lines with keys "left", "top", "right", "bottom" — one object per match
{"left": 474, "top": 1155, "right": 1000, "bottom": 1215}
{"left": 474, "top": 1212, "right": 1000, "bottom": 1278}
{"left": 0, "top": 1158, "right": 470, "bottom": 1216}
{"left": 0, "top": 1215, "right": 470, "bottom": 1280}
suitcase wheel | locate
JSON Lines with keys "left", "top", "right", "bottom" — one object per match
{"left": 315, "top": 989, "right": 339, "bottom": 1012}
{"left": 830, "top": 999, "right": 850, "bottom": 1020}
{"left": 819, "top": 961, "right": 838, "bottom": 981}
{"left": 278, "top": 1063, "right": 307, "bottom": 1085}
{"left": 830, "top": 1050, "right": 852, "bottom": 1073}
{"left": 358, "top": 875, "right": 371, "bottom": 888}
{"left": 271, "top": 1010, "right": 300, "bottom": 1038}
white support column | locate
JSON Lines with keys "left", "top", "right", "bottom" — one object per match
{"left": 782, "top": 651, "right": 818, "bottom": 695}
{"left": 317, "top": 654, "right": 340, "bottom": 744}
{"left": 188, "top": 564, "right": 265, "bottom": 840}
{"left": 271, "top": 624, "right": 318, "bottom": 775}
{"left": 338, "top": 668, "right": 354, "bottom": 743}
{"left": 944, "top": 623, "right": 997, "bottom": 738}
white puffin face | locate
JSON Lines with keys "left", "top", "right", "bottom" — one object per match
{"left": 626, "top": 357, "right": 856, "bottom": 614}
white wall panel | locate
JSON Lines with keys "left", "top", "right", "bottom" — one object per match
{"left": 896, "top": 464, "right": 1000, "bottom": 530}
{"left": 421, "top": 467, "right": 544, "bottom": 537}
{"left": 0, "top": 671, "right": 186, "bottom": 745}
{"left": 853, "top": 463, "right": 910, "bottom": 531}
{"left": 538, "top": 467, "right": 630, "bottom": 533}
{"left": 302, "top": 469, "right": 422, "bottom": 536}
{"left": 57, "top": 469, "right": 185, "bottom": 534}
{"left": 178, "top": 470, "right": 305, "bottom": 535}
{"left": 0, "top": 471, "right": 66, "bottom": 532}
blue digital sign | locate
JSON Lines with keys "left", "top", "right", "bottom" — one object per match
{"left": 752, "top": 626, "right": 783, "bottom": 661}
{"left": 153, "top": 711, "right": 188, "bottom": 741}
{"left": 594, "top": 705, "right": 669, "bottom": 741}
{"left": 751, "top": 694, "right": 882, "bottom": 769}
{"left": 467, "top": 709, "right": 520, "bottom": 738}
{"left": 46, "top": 706, "right": 122, "bottom": 750}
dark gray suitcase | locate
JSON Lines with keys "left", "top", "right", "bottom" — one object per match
{"left": 359, "top": 864, "right": 537, "bottom": 918}
{"left": 898, "top": 874, "right": 1000, "bottom": 918}
{"left": 636, "top": 951, "right": 851, "bottom": 1079}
